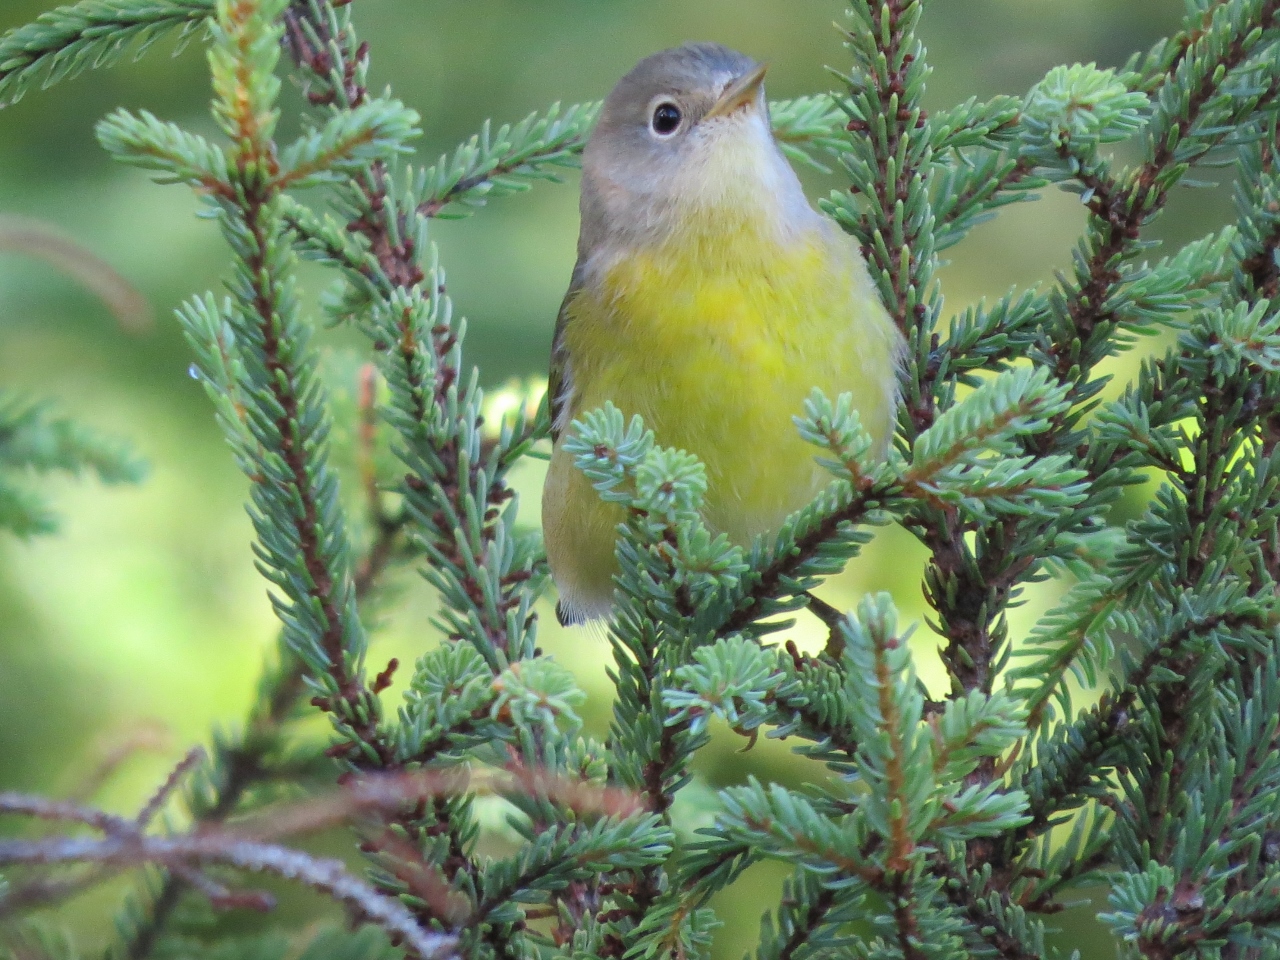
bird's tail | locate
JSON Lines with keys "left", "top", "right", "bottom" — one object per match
{"left": 555, "top": 598, "right": 586, "bottom": 627}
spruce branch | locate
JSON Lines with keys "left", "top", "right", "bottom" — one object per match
{"left": 1018, "top": 587, "right": 1276, "bottom": 841}
{"left": 8, "top": 2, "right": 1280, "bottom": 959}
{"left": 931, "top": 858, "right": 1048, "bottom": 960}
{"left": 757, "top": 872, "right": 843, "bottom": 960}
{"left": 282, "top": 196, "right": 387, "bottom": 297}
{"left": 1043, "top": 3, "right": 1280, "bottom": 385}
{"left": 844, "top": 595, "right": 932, "bottom": 872}
{"left": 720, "top": 477, "right": 895, "bottom": 637}
{"left": 96, "top": 108, "right": 233, "bottom": 195}
{"left": 282, "top": 3, "right": 542, "bottom": 670}
{"left": 274, "top": 8, "right": 567, "bottom": 958}
{"left": 1235, "top": 117, "right": 1280, "bottom": 304}
{"left": 97, "top": 0, "right": 397, "bottom": 761}
{"left": 0, "top": 0, "right": 213, "bottom": 105}
{"left": 109, "top": 499, "right": 410, "bottom": 960}
{"left": 563, "top": 408, "right": 754, "bottom": 951}
{"left": 711, "top": 780, "right": 882, "bottom": 884}
{"left": 414, "top": 103, "right": 599, "bottom": 219}
{"left": 932, "top": 155, "right": 1039, "bottom": 252}
{"left": 777, "top": 686, "right": 862, "bottom": 758}
{"left": 833, "top": 0, "right": 935, "bottom": 336}
{"left": 872, "top": 0, "right": 1280, "bottom": 758}
{"left": 204, "top": 0, "right": 378, "bottom": 734}
{"left": 0, "top": 787, "right": 456, "bottom": 960}
{"left": 408, "top": 95, "right": 849, "bottom": 221}
{"left": 276, "top": 97, "right": 420, "bottom": 190}
{"left": 770, "top": 94, "right": 856, "bottom": 171}
{"left": 1008, "top": 572, "right": 1137, "bottom": 730}
{"left": 827, "top": 0, "right": 1068, "bottom": 722}
{"left": 0, "top": 392, "right": 146, "bottom": 538}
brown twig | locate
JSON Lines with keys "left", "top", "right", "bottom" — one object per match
{"left": 0, "top": 829, "right": 453, "bottom": 960}
{"left": 65, "top": 723, "right": 170, "bottom": 804}
{"left": 0, "top": 215, "right": 152, "bottom": 332}
{"left": 136, "top": 747, "right": 206, "bottom": 828}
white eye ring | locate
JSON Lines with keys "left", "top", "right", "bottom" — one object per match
{"left": 649, "top": 99, "right": 683, "bottom": 137}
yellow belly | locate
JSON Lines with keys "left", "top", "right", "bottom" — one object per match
{"left": 542, "top": 225, "right": 899, "bottom": 620}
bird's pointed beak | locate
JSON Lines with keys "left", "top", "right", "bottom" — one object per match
{"left": 703, "top": 63, "right": 768, "bottom": 120}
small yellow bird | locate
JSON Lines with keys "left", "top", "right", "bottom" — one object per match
{"left": 542, "top": 43, "right": 903, "bottom": 625}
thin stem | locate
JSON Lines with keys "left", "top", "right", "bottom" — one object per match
{"left": 0, "top": 0, "right": 213, "bottom": 104}
{"left": 110, "top": 504, "right": 408, "bottom": 960}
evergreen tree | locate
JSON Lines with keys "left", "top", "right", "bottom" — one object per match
{"left": 2, "top": 1, "right": 1280, "bottom": 958}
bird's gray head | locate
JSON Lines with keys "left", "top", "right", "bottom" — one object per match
{"left": 579, "top": 43, "right": 814, "bottom": 255}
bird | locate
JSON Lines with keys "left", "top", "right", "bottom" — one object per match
{"left": 541, "top": 42, "right": 903, "bottom": 626}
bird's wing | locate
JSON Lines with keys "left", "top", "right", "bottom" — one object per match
{"left": 547, "top": 260, "right": 585, "bottom": 444}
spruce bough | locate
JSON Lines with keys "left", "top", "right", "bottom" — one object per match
{"left": 1, "top": 1, "right": 1279, "bottom": 959}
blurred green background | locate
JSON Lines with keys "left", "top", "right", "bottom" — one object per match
{"left": 0, "top": 0, "right": 1233, "bottom": 955}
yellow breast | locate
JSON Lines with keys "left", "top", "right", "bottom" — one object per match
{"left": 542, "top": 218, "right": 900, "bottom": 621}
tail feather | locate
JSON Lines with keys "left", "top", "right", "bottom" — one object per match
{"left": 555, "top": 599, "right": 586, "bottom": 627}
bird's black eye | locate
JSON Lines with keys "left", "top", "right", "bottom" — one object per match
{"left": 651, "top": 102, "right": 682, "bottom": 136}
